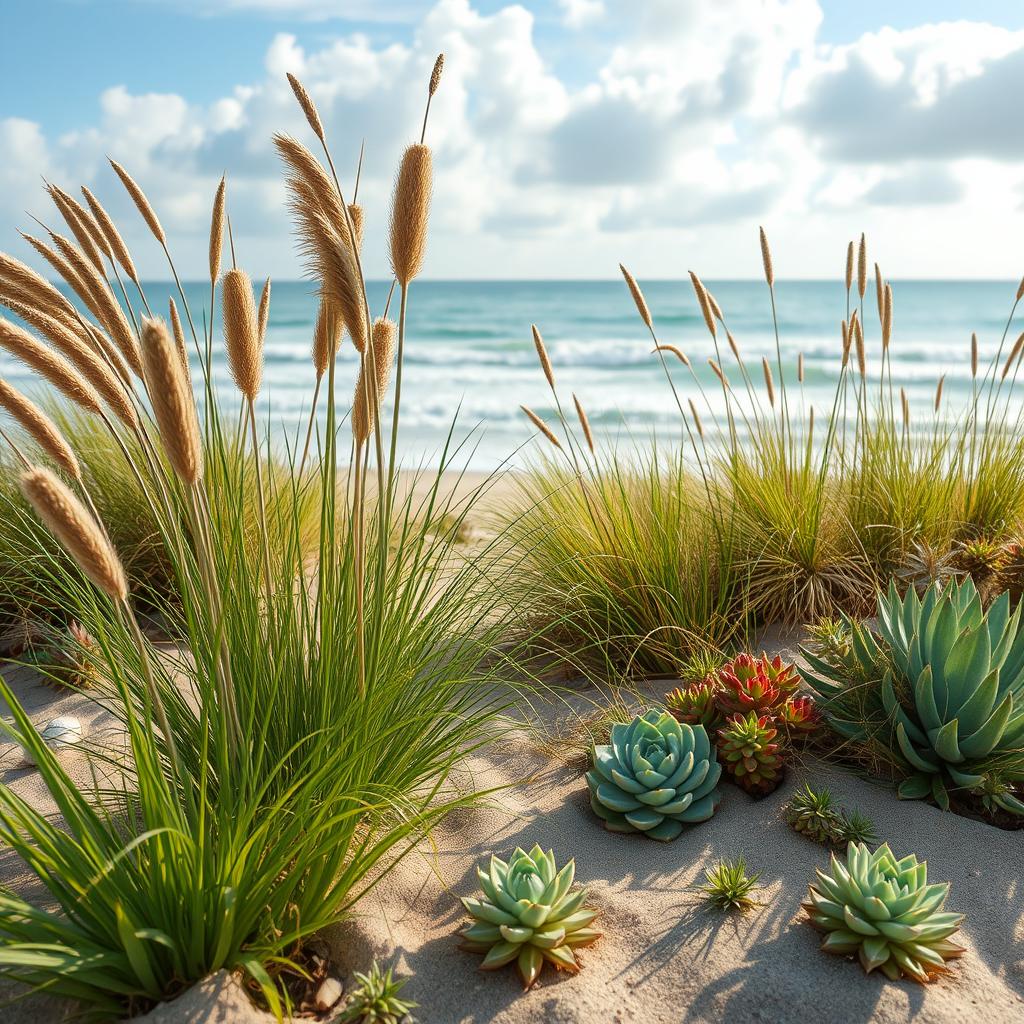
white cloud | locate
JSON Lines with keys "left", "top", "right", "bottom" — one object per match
{"left": 4, "top": 1, "right": 1024, "bottom": 282}
{"left": 558, "top": 0, "right": 604, "bottom": 29}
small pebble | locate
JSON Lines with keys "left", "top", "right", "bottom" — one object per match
{"left": 315, "top": 976, "right": 343, "bottom": 1012}
{"left": 18, "top": 715, "right": 83, "bottom": 767}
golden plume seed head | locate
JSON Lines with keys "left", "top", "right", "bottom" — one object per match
{"left": 520, "top": 405, "right": 561, "bottom": 449}
{"left": 971, "top": 332, "right": 978, "bottom": 377}
{"left": 312, "top": 297, "right": 341, "bottom": 377}
{"left": 0, "top": 378, "right": 80, "bottom": 479}
{"left": 287, "top": 72, "right": 325, "bottom": 143}
{"left": 531, "top": 324, "right": 555, "bottom": 390}
{"left": 48, "top": 185, "right": 104, "bottom": 274}
{"left": 689, "top": 271, "right": 717, "bottom": 340}
{"left": 347, "top": 203, "right": 364, "bottom": 251}
{"left": 845, "top": 241, "right": 854, "bottom": 292}
{"left": 1002, "top": 331, "right": 1024, "bottom": 380}
{"left": 619, "top": 263, "right": 652, "bottom": 329}
{"left": 901, "top": 387, "right": 909, "bottom": 425}
{"left": 169, "top": 297, "right": 191, "bottom": 387}
{"left": 352, "top": 317, "right": 397, "bottom": 443}
{"left": 258, "top": 278, "right": 271, "bottom": 344}
{"left": 727, "top": 331, "right": 740, "bottom": 360}
{"left": 707, "top": 290, "right": 724, "bottom": 323}
{"left": 709, "top": 358, "right": 728, "bottom": 388}
{"left": 882, "top": 283, "right": 893, "bottom": 350}
{"left": 210, "top": 176, "right": 226, "bottom": 283}
{"left": 81, "top": 186, "right": 139, "bottom": 283}
{"left": 572, "top": 392, "right": 594, "bottom": 453}
{"left": 109, "top": 159, "right": 165, "bottom": 244}
{"left": 141, "top": 317, "right": 203, "bottom": 484}
{"left": 389, "top": 144, "right": 432, "bottom": 287}
{"left": 762, "top": 356, "right": 776, "bottom": 406}
{"left": 0, "top": 318, "right": 103, "bottom": 415}
{"left": 935, "top": 375, "right": 945, "bottom": 412}
{"left": 653, "top": 344, "right": 690, "bottom": 367}
{"left": 223, "top": 268, "right": 262, "bottom": 402}
{"left": 855, "top": 316, "right": 866, "bottom": 376}
{"left": 429, "top": 53, "right": 445, "bottom": 96}
{"left": 875, "top": 262, "right": 884, "bottom": 320}
{"left": 798, "top": 352, "right": 805, "bottom": 382}
{"left": 688, "top": 398, "right": 704, "bottom": 439}
{"left": 857, "top": 232, "right": 867, "bottom": 298}
{"left": 759, "top": 226, "right": 774, "bottom": 287}
{"left": 841, "top": 319, "right": 851, "bottom": 367}
{"left": 20, "top": 466, "right": 127, "bottom": 601}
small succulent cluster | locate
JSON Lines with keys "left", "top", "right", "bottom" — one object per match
{"left": 784, "top": 784, "right": 877, "bottom": 847}
{"left": 667, "top": 653, "right": 818, "bottom": 795}
{"left": 803, "top": 842, "right": 965, "bottom": 983}
{"left": 587, "top": 709, "right": 722, "bottom": 840}
{"left": 337, "top": 961, "right": 416, "bottom": 1024}
{"left": 701, "top": 858, "right": 761, "bottom": 912}
{"left": 460, "top": 845, "right": 600, "bottom": 989}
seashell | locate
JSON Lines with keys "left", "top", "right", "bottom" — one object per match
{"left": 17, "top": 715, "right": 84, "bottom": 767}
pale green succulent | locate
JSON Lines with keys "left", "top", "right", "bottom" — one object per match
{"left": 586, "top": 709, "right": 721, "bottom": 841}
{"left": 803, "top": 842, "right": 965, "bottom": 983}
{"left": 800, "top": 578, "right": 1024, "bottom": 815}
{"left": 338, "top": 960, "right": 416, "bottom": 1023}
{"left": 459, "top": 845, "right": 600, "bottom": 990}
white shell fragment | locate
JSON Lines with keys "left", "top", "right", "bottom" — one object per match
{"left": 314, "top": 976, "right": 343, "bottom": 1012}
{"left": 17, "top": 715, "right": 84, "bottom": 768}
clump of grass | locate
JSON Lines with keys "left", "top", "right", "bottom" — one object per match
{"left": 338, "top": 961, "right": 417, "bottom": 1024}
{"left": 700, "top": 858, "right": 762, "bottom": 912}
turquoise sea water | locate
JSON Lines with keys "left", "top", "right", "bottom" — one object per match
{"left": 3, "top": 279, "right": 1022, "bottom": 469}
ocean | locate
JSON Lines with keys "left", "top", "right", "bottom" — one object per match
{"left": 4, "top": 279, "right": 1022, "bottom": 469}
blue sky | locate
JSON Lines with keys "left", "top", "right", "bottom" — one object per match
{"left": 2, "top": 1, "right": 1024, "bottom": 278}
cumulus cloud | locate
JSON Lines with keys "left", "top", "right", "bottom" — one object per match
{"left": 3, "top": 0, "right": 1024, "bottom": 280}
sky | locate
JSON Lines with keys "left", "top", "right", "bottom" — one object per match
{"left": 2, "top": 0, "right": 1024, "bottom": 280}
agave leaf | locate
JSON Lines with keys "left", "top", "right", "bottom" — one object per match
{"left": 897, "top": 773, "right": 932, "bottom": 801}
{"left": 858, "top": 935, "right": 891, "bottom": 973}
{"left": 528, "top": 926, "right": 565, "bottom": 950}
{"left": 958, "top": 691, "right": 1013, "bottom": 759}
{"left": 910, "top": 667, "right": 942, "bottom": 735}
{"left": 542, "top": 945, "right": 579, "bottom": 971}
{"left": 499, "top": 925, "right": 533, "bottom": 944}
{"left": 479, "top": 941, "right": 520, "bottom": 970}
{"left": 462, "top": 897, "right": 518, "bottom": 927}
{"left": 952, "top": 669, "right": 999, "bottom": 738}
{"left": 516, "top": 945, "right": 544, "bottom": 989}
{"left": 943, "top": 623, "right": 991, "bottom": 713}
{"left": 895, "top": 723, "right": 940, "bottom": 773}
{"left": 929, "top": 719, "right": 964, "bottom": 764}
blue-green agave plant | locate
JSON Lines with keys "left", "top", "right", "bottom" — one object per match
{"left": 586, "top": 709, "right": 722, "bottom": 840}
{"left": 800, "top": 577, "right": 1024, "bottom": 815}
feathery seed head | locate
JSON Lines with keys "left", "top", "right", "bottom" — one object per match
{"left": 389, "top": 144, "right": 432, "bottom": 286}
{"left": 935, "top": 375, "right": 945, "bottom": 412}
{"left": 531, "top": 324, "right": 555, "bottom": 390}
{"left": 689, "top": 271, "right": 717, "bottom": 340}
{"left": 882, "top": 284, "right": 893, "bottom": 351}
{"left": 874, "top": 263, "right": 884, "bottom": 320}
{"left": 653, "top": 344, "right": 690, "bottom": 367}
{"left": 209, "top": 176, "right": 226, "bottom": 283}
{"left": 141, "top": 317, "right": 203, "bottom": 484}
{"left": 572, "top": 392, "right": 594, "bottom": 453}
{"left": 971, "top": 332, "right": 978, "bottom": 377}
{"left": 1002, "top": 331, "right": 1024, "bottom": 380}
{"left": 520, "top": 405, "right": 561, "bottom": 448}
{"left": 20, "top": 466, "right": 127, "bottom": 601}
{"left": 429, "top": 53, "right": 445, "bottom": 96}
{"left": 620, "top": 264, "right": 652, "bottom": 329}
{"left": 0, "top": 379, "right": 80, "bottom": 479}
{"left": 109, "top": 159, "right": 164, "bottom": 244}
{"left": 759, "top": 226, "right": 774, "bottom": 287}
{"left": 347, "top": 203, "right": 364, "bottom": 251}
{"left": 857, "top": 233, "right": 867, "bottom": 297}
{"left": 845, "top": 241, "right": 854, "bottom": 292}
{"left": 688, "top": 398, "right": 704, "bottom": 439}
{"left": 223, "top": 268, "right": 262, "bottom": 402}
{"left": 286, "top": 72, "right": 325, "bottom": 143}
{"left": 312, "top": 298, "right": 341, "bottom": 377}
{"left": 81, "top": 187, "right": 139, "bottom": 283}
{"left": 762, "top": 357, "right": 776, "bottom": 406}
{"left": 352, "top": 318, "right": 396, "bottom": 444}
{"left": 258, "top": 278, "right": 271, "bottom": 345}
{"left": 168, "top": 297, "right": 190, "bottom": 388}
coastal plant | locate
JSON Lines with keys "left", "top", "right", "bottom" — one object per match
{"left": 586, "top": 708, "right": 722, "bottom": 839}
{"left": 0, "top": 54, "right": 530, "bottom": 1020}
{"left": 18, "top": 618, "right": 98, "bottom": 688}
{"left": 716, "top": 652, "right": 799, "bottom": 716}
{"left": 459, "top": 845, "right": 601, "bottom": 990}
{"left": 700, "top": 858, "right": 762, "bottom": 912}
{"left": 665, "top": 679, "right": 722, "bottom": 732}
{"left": 833, "top": 808, "right": 878, "bottom": 847}
{"left": 800, "top": 577, "right": 1024, "bottom": 816}
{"left": 337, "top": 961, "right": 416, "bottom": 1024}
{"left": 717, "top": 711, "right": 784, "bottom": 795}
{"left": 803, "top": 842, "right": 965, "bottom": 982}
{"left": 784, "top": 784, "right": 841, "bottom": 843}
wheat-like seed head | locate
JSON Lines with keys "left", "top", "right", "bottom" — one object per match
{"left": 274, "top": 134, "right": 347, "bottom": 234}
{"left": 689, "top": 272, "right": 717, "bottom": 340}
{"left": 845, "top": 241, "right": 854, "bottom": 292}
{"left": 0, "top": 319, "right": 103, "bottom": 415}
{"left": 707, "top": 290, "right": 724, "bottom": 322}
{"left": 798, "top": 352, "right": 805, "bottom": 382}
{"left": 854, "top": 313, "right": 866, "bottom": 376}
{"left": 857, "top": 233, "right": 867, "bottom": 298}
{"left": 688, "top": 398, "right": 704, "bottom": 439}
{"left": 429, "top": 53, "right": 445, "bottom": 96}
{"left": 348, "top": 203, "right": 364, "bottom": 250}
{"left": 520, "top": 405, "right": 561, "bottom": 449}
{"left": 48, "top": 185, "right": 106, "bottom": 274}
{"left": 0, "top": 252, "right": 82, "bottom": 328}
{"left": 901, "top": 387, "right": 909, "bottom": 426}
{"left": 109, "top": 159, "right": 165, "bottom": 244}
{"left": 727, "top": 333, "right": 741, "bottom": 362}
{"left": 652, "top": 344, "right": 690, "bottom": 367}
{"left": 762, "top": 357, "right": 776, "bottom": 406}
{"left": 935, "top": 375, "right": 945, "bottom": 412}
{"left": 572, "top": 392, "right": 594, "bottom": 453}
{"left": 352, "top": 318, "right": 396, "bottom": 444}
{"left": 531, "top": 324, "right": 555, "bottom": 390}
{"left": 141, "top": 317, "right": 203, "bottom": 484}
{"left": 1002, "top": 331, "right": 1024, "bottom": 380}
{"left": 20, "top": 466, "right": 127, "bottom": 601}
{"left": 874, "top": 263, "right": 884, "bottom": 322}
{"left": 389, "top": 144, "right": 432, "bottom": 287}
{"left": 312, "top": 298, "right": 341, "bottom": 377}
{"left": 258, "top": 278, "right": 271, "bottom": 345}
{"left": 0, "top": 379, "right": 80, "bottom": 479}
{"left": 882, "top": 283, "right": 893, "bottom": 351}
{"left": 841, "top": 319, "right": 851, "bottom": 368}
{"left": 971, "top": 332, "right": 978, "bottom": 377}
{"left": 286, "top": 73, "right": 326, "bottom": 143}
{"left": 81, "top": 186, "right": 139, "bottom": 283}
{"left": 709, "top": 358, "right": 729, "bottom": 388}
{"left": 210, "top": 176, "right": 226, "bottom": 283}
{"left": 0, "top": 299, "right": 136, "bottom": 426}
{"left": 759, "top": 226, "right": 774, "bottom": 287}
{"left": 223, "top": 269, "right": 262, "bottom": 403}
{"left": 168, "top": 297, "right": 191, "bottom": 388}
{"left": 619, "top": 264, "right": 652, "bottom": 329}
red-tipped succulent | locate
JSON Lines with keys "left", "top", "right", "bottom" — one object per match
{"left": 776, "top": 695, "right": 820, "bottom": 735}
{"left": 717, "top": 711, "right": 784, "bottom": 795}
{"left": 716, "top": 652, "right": 799, "bottom": 717}
{"left": 665, "top": 680, "right": 723, "bottom": 733}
